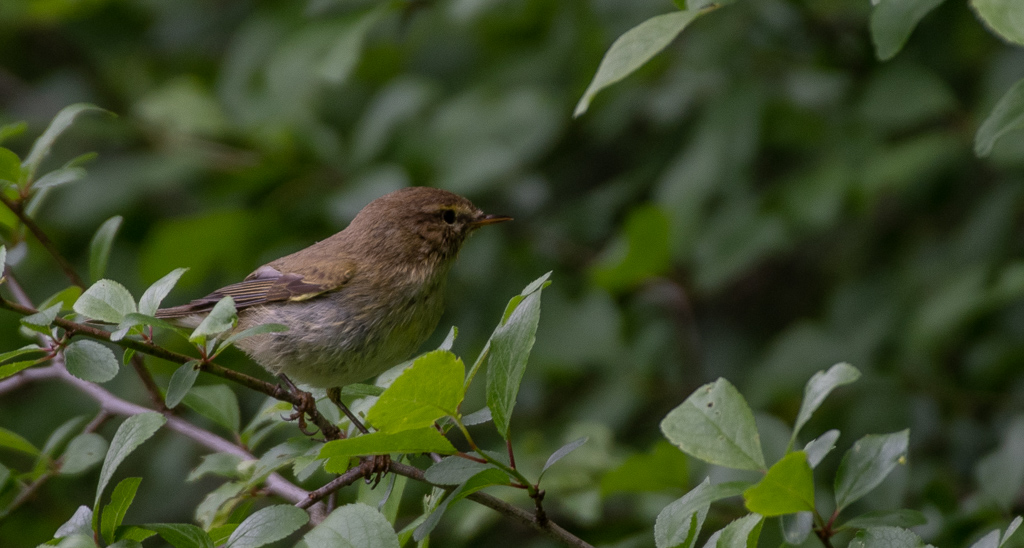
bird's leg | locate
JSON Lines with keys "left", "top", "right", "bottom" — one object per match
{"left": 327, "top": 386, "right": 390, "bottom": 486}
{"left": 278, "top": 374, "right": 318, "bottom": 436}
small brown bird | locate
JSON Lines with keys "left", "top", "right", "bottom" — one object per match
{"left": 157, "top": 187, "right": 510, "bottom": 420}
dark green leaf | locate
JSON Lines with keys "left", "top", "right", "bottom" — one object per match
{"left": 591, "top": 204, "right": 671, "bottom": 292}
{"left": 165, "top": 361, "right": 201, "bottom": 409}
{"left": 320, "top": 428, "right": 457, "bottom": 472}
{"left": 0, "top": 345, "right": 44, "bottom": 364}
{"left": 189, "top": 296, "right": 237, "bottom": 344}
{"left": 319, "top": 8, "right": 383, "bottom": 84}
{"left": 138, "top": 268, "right": 188, "bottom": 316}
{"left": 654, "top": 478, "right": 749, "bottom": 548}
{"left": 144, "top": 523, "right": 214, "bottom": 548}
{"left": 339, "top": 383, "right": 385, "bottom": 397}
{"left": 660, "top": 378, "right": 766, "bottom": 471}
{"left": 716, "top": 513, "right": 764, "bottom": 548}
{"left": 225, "top": 505, "right": 308, "bottom": 548}
{"left": 424, "top": 456, "right": 502, "bottom": 486}
{"left": 461, "top": 407, "right": 491, "bottom": 426}
{"left": 60, "top": 433, "right": 108, "bottom": 475}
{"left": 42, "top": 415, "right": 89, "bottom": 457}
{"left": 869, "top": 0, "right": 946, "bottom": 61}
{"left": 101, "top": 477, "right": 142, "bottom": 544}
{"left": 414, "top": 469, "right": 510, "bottom": 541}
{"left": 302, "top": 503, "right": 399, "bottom": 548}
{"left": 64, "top": 340, "right": 119, "bottom": 383}
{"left": 112, "top": 313, "right": 184, "bottom": 342}
{"left": 366, "top": 349, "right": 464, "bottom": 433}
{"left": 486, "top": 272, "right": 550, "bottom": 439}
{"left": 601, "top": 441, "right": 688, "bottom": 496}
{"left": 540, "top": 437, "right": 588, "bottom": 478}
{"left": 187, "top": 452, "right": 244, "bottom": 482}
{"left": 975, "top": 78, "right": 1024, "bottom": 157}
{"left": 39, "top": 286, "right": 83, "bottom": 312}
{"left": 575, "top": 11, "right": 702, "bottom": 117}
{"left": 743, "top": 451, "right": 815, "bottom": 516}
{"left": 781, "top": 512, "right": 813, "bottom": 545}
{"left": 841, "top": 509, "right": 928, "bottom": 531}
{"left": 182, "top": 385, "right": 240, "bottom": 432}
{"left": 74, "top": 280, "right": 137, "bottom": 324}
{"left": 792, "top": 363, "right": 859, "bottom": 444}
{"left": 88, "top": 216, "right": 122, "bottom": 284}
{"left": 834, "top": 430, "right": 909, "bottom": 511}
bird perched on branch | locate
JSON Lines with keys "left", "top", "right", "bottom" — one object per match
{"left": 157, "top": 186, "right": 511, "bottom": 432}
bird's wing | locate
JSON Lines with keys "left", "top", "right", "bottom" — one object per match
{"left": 154, "top": 264, "right": 355, "bottom": 319}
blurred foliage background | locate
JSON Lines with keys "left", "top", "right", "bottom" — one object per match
{"left": 2, "top": 0, "right": 1024, "bottom": 546}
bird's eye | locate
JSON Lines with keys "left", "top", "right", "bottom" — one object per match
{"left": 441, "top": 209, "right": 456, "bottom": 225}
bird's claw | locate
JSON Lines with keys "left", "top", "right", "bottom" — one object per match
{"left": 363, "top": 454, "right": 391, "bottom": 488}
{"left": 278, "top": 377, "right": 320, "bottom": 436}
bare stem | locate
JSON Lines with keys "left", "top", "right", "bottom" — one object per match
{"left": 0, "top": 194, "right": 85, "bottom": 288}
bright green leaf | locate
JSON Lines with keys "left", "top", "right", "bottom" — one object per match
{"left": 0, "top": 359, "right": 38, "bottom": 379}
{"left": 320, "top": 428, "right": 456, "bottom": 472}
{"left": 138, "top": 268, "right": 188, "bottom": 316}
{"left": 834, "top": 430, "right": 909, "bottom": 511}
{"left": 165, "top": 361, "right": 201, "bottom": 409}
{"left": 143, "top": 523, "right": 214, "bottom": 548}
{"left": 0, "top": 426, "right": 40, "bottom": 455}
{"left": 0, "top": 148, "right": 22, "bottom": 185}
{"left": 74, "top": 280, "right": 137, "bottom": 324}
{"left": 225, "top": 505, "right": 308, "bottom": 548}
{"left": 414, "top": 469, "right": 510, "bottom": 541}
{"left": 486, "top": 272, "right": 550, "bottom": 439}
{"left": 743, "top": 452, "right": 815, "bottom": 516}
{"left": 655, "top": 479, "right": 749, "bottom": 548}
{"left": 20, "top": 302, "right": 62, "bottom": 334}
{"left": 64, "top": 339, "right": 119, "bottom": 383}
{"left": 94, "top": 412, "right": 166, "bottom": 512}
{"left": 23, "top": 104, "right": 108, "bottom": 181}
{"left": 367, "top": 350, "right": 465, "bottom": 433}
{"left": 40, "top": 286, "right": 83, "bottom": 312}
{"left": 575, "top": 10, "right": 702, "bottom": 117}
{"left": 975, "top": 78, "right": 1024, "bottom": 157}
{"left": 60, "top": 433, "right": 108, "bottom": 475}
{"left": 661, "top": 378, "right": 767, "bottom": 471}
{"left": 869, "top": 0, "right": 946, "bottom": 61}
{"left": 0, "top": 344, "right": 44, "bottom": 364}
{"left": 101, "top": 477, "right": 142, "bottom": 544}
{"left": 88, "top": 216, "right": 123, "bottom": 284}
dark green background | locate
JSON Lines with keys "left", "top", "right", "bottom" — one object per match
{"left": 1, "top": 0, "right": 1023, "bottom": 546}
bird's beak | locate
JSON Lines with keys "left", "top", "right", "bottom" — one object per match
{"left": 470, "top": 213, "right": 513, "bottom": 228}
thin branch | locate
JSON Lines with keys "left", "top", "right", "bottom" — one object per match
{"left": 129, "top": 352, "right": 167, "bottom": 412}
{"left": 297, "top": 459, "right": 376, "bottom": 509}
{"left": 0, "top": 194, "right": 85, "bottom": 288}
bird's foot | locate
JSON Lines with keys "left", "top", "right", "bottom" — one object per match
{"left": 362, "top": 454, "right": 391, "bottom": 488}
{"left": 278, "top": 375, "right": 320, "bottom": 436}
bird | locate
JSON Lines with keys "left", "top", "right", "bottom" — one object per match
{"left": 156, "top": 186, "right": 511, "bottom": 432}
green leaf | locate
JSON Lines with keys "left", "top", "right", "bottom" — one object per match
{"left": 869, "top": 0, "right": 946, "bottom": 61}
{"left": 715, "top": 513, "right": 764, "bottom": 548}
{"left": 94, "top": 412, "right": 166, "bottom": 514}
{"left": 40, "top": 286, "right": 83, "bottom": 312}
{"left": 975, "top": 416, "right": 1024, "bottom": 510}
{"left": 165, "top": 361, "right": 201, "bottom": 409}
{"left": 366, "top": 350, "right": 464, "bottom": 433}
{"left": 42, "top": 415, "right": 89, "bottom": 457}
{"left": 0, "top": 359, "right": 38, "bottom": 379}
{"left": 0, "top": 244, "right": 6, "bottom": 271}
{"left": 20, "top": 302, "right": 62, "bottom": 334}
{"left": 591, "top": 204, "right": 671, "bottom": 292}
{"left": 601, "top": 440, "right": 689, "bottom": 496}
{"left": 217, "top": 323, "right": 289, "bottom": 353}
{"left": 0, "top": 426, "right": 40, "bottom": 455}
{"left": 804, "top": 429, "right": 840, "bottom": 468}
{"left": 0, "top": 344, "right": 44, "bottom": 363}
{"left": 187, "top": 452, "right": 245, "bottom": 482}
{"left": 226, "top": 505, "right": 308, "bottom": 548}
{"left": 60, "top": 433, "right": 108, "bottom": 475}
{"left": 55, "top": 505, "right": 94, "bottom": 538}
{"left": 320, "top": 428, "right": 457, "bottom": 472}
{"left": 143, "top": 523, "right": 214, "bottom": 548}
{"left": 486, "top": 272, "right": 550, "bottom": 439}
{"left": 182, "top": 385, "right": 240, "bottom": 432}
{"left": 64, "top": 339, "right": 120, "bottom": 383}
{"left": 0, "top": 122, "right": 27, "bottom": 145}
{"left": 23, "top": 104, "right": 108, "bottom": 181}
{"left": 791, "top": 363, "right": 860, "bottom": 445}
{"left": 88, "top": 216, "right": 123, "bottom": 284}
{"left": 743, "top": 452, "right": 814, "bottom": 516}
{"left": 101, "top": 477, "right": 142, "bottom": 544}
{"left": 138, "top": 268, "right": 188, "bottom": 316}
{"left": 439, "top": 326, "right": 457, "bottom": 351}
{"left": 0, "top": 149, "right": 20, "bottom": 186}
{"left": 848, "top": 526, "right": 925, "bottom": 548}
{"left": 460, "top": 407, "right": 491, "bottom": 426}
{"left": 414, "top": 469, "right": 510, "bottom": 541}
{"left": 655, "top": 478, "right": 749, "bottom": 548}
{"left": 189, "top": 296, "right": 237, "bottom": 344}
{"left": 339, "top": 383, "right": 385, "bottom": 397}
{"left": 840, "top": 509, "right": 928, "bottom": 531}
{"left": 574, "top": 10, "right": 702, "bottom": 117}
{"left": 975, "top": 78, "right": 1024, "bottom": 157}
{"left": 34, "top": 166, "right": 86, "bottom": 190}
{"left": 247, "top": 438, "right": 317, "bottom": 487}
{"left": 1001, "top": 517, "right": 1023, "bottom": 547}
{"left": 970, "top": 0, "right": 1024, "bottom": 46}
{"left": 660, "top": 378, "right": 767, "bottom": 471}
{"left": 112, "top": 312, "right": 184, "bottom": 342}
{"left": 302, "top": 503, "right": 400, "bottom": 548}
{"left": 834, "top": 430, "right": 909, "bottom": 511}
{"left": 319, "top": 8, "right": 383, "bottom": 84}
{"left": 540, "top": 437, "right": 588, "bottom": 479}
{"left": 424, "top": 456, "right": 503, "bottom": 486}
{"left": 74, "top": 280, "right": 137, "bottom": 324}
